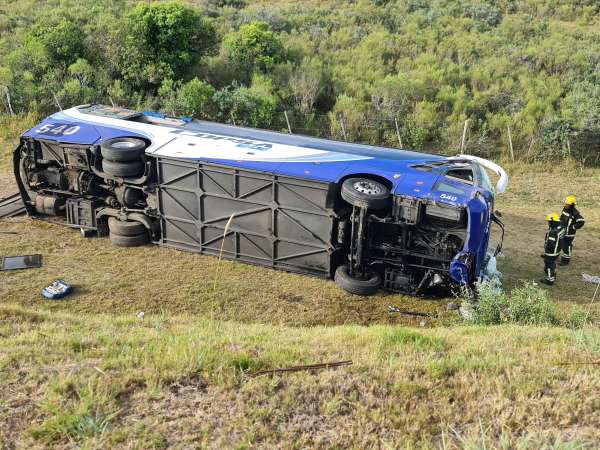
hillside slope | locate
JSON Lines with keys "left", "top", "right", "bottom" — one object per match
{"left": 1, "top": 305, "right": 599, "bottom": 448}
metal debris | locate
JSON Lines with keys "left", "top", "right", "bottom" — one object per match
{"left": 1, "top": 254, "right": 42, "bottom": 271}
{"left": 387, "top": 305, "right": 433, "bottom": 318}
{"left": 0, "top": 193, "right": 26, "bottom": 219}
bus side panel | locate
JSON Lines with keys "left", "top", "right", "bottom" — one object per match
{"left": 155, "top": 156, "right": 338, "bottom": 277}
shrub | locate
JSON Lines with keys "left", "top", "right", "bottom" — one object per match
{"left": 471, "top": 282, "right": 557, "bottom": 326}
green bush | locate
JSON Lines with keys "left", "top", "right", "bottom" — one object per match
{"left": 471, "top": 282, "right": 557, "bottom": 326}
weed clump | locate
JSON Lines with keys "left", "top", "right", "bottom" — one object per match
{"left": 467, "top": 282, "right": 594, "bottom": 328}
{"left": 472, "top": 282, "right": 556, "bottom": 326}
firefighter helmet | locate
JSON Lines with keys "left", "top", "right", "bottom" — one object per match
{"left": 546, "top": 213, "right": 560, "bottom": 222}
{"left": 565, "top": 195, "right": 577, "bottom": 205}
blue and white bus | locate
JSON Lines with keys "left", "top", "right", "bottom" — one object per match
{"left": 14, "top": 104, "right": 507, "bottom": 295}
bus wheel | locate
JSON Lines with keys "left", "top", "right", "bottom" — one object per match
{"left": 334, "top": 265, "right": 381, "bottom": 296}
{"left": 102, "top": 159, "right": 145, "bottom": 178}
{"left": 341, "top": 178, "right": 390, "bottom": 209}
{"left": 101, "top": 138, "right": 146, "bottom": 162}
{"left": 108, "top": 217, "right": 149, "bottom": 247}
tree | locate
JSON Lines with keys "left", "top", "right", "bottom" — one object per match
{"left": 177, "top": 78, "right": 216, "bottom": 119}
{"left": 289, "top": 57, "right": 323, "bottom": 114}
{"left": 25, "top": 20, "right": 86, "bottom": 69}
{"left": 224, "top": 22, "right": 285, "bottom": 83}
{"left": 118, "top": 2, "right": 218, "bottom": 89}
{"left": 213, "top": 84, "right": 279, "bottom": 128}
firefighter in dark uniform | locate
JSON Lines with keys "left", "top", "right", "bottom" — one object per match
{"left": 541, "top": 213, "right": 565, "bottom": 285}
{"left": 560, "top": 195, "right": 585, "bottom": 265}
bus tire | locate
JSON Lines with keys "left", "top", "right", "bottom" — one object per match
{"left": 108, "top": 217, "right": 147, "bottom": 236}
{"left": 109, "top": 231, "right": 149, "bottom": 247}
{"left": 334, "top": 265, "right": 381, "bottom": 296}
{"left": 101, "top": 138, "right": 146, "bottom": 162}
{"left": 102, "top": 159, "right": 145, "bottom": 177}
{"left": 341, "top": 178, "right": 390, "bottom": 209}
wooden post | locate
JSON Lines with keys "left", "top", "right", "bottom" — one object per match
{"left": 339, "top": 114, "right": 348, "bottom": 141}
{"left": 394, "top": 117, "right": 403, "bottom": 148}
{"left": 4, "top": 86, "right": 14, "bottom": 116}
{"left": 230, "top": 112, "right": 236, "bottom": 126}
{"left": 507, "top": 125, "right": 515, "bottom": 162}
{"left": 284, "top": 110, "right": 292, "bottom": 134}
{"left": 52, "top": 92, "right": 62, "bottom": 111}
{"left": 460, "top": 119, "right": 469, "bottom": 152}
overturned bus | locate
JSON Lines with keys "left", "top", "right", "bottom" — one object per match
{"left": 13, "top": 105, "right": 507, "bottom": 296}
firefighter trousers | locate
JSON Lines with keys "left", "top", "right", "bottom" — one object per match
{"left": 561, "top": 236, "right": 574, "bottom": 264}
{"left": 544, "top": 255, "right": 557, "bottom": 284}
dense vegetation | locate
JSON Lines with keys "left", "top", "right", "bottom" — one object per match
{"left": 0, "top": 0, "right": 599, "bottom": 161}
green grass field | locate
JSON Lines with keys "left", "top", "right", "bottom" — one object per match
{"left": 1, "top": 126, "right": 600, "bottom": 448}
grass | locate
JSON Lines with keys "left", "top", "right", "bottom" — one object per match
{"left": 1, "top": 116, "right": 600, "bottom": 447}
{"left": 1, "top": 305, "right": 599, "bottom": 448}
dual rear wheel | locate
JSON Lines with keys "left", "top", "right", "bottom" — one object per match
{"left": 101, "top": 138, "right": 146, "bottom": 178}
{"left": 108, "top": 217, "right": 149, "bottom": 247}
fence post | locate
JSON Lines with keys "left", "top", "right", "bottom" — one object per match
{"left": 284, "top": 110, "right": 292, "bottom": 134}
{"left": 460, "top": 119, "right": 469, "bottom": 153}
{"left": 507, "top": 125, "right": 515, "bottom": 162}
{"left": 4, "top": 86, "right": 14, "bottom": 116}
{"left": 394, "top": 117, "right": 403, "bottom": 148}
{"left": 52, "top": 92, "right": 62, "bottom": 111}
{"left": 339, "top": 114, "right": 348, "bottom": 141}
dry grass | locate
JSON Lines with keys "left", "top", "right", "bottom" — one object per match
{"left": 2, "top": 120, "right": 600, "bottom": 448}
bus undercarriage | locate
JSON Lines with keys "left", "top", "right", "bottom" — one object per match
{"left": 14, "top": 136, "right": 472, "bottom": 296}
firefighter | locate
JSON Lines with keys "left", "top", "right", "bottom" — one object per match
{"left": 541, "top": 213, "right": 565, "bottom": 285}
{"left": 560, "top": 195, "right": 585, "bottom": 265}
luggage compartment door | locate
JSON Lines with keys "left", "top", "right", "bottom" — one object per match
{"left": 155, "top": 157, "right": 337, "bottom": 277}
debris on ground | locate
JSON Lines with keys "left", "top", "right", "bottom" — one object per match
{"left": 458, "top": 303, "right": 474, "bottom": 321}
{"left": 387, "top": 305, "right": 433, "bottom": 318}
{"left": 447, "top": 302, "right": 459, "bottom": 311}
{"left": 250, "top": 360, "right": 352, "bottom": 377}
{"left": 1, "top": 254, "right": 42, "bottom": 271}
{"left": 582, "top": 273, "right": 600, "bottom": 284}
{"left": 0, "top": 193, "right": 26, "bottom": 219}
{"left": 42, "top": 279, "right": 73, "bottom": 300}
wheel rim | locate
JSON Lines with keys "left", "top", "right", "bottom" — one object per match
{"left": 353, "top": 180, "right": 383, "bottom": 196}
{"left": 111, "top": 140, "right": 138, "bottom": 149}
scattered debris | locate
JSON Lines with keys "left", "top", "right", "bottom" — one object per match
{"left": 458, "top": 304, "right": 474, "bottom": 320}
{"left": 1, "top": 254, "right": 42, "bottom": 271}
{"left": 137, "top": 311, "right": 145, "bottom": 321}
{"left": 419, "top": 320, "right": 427, "bottom": 327}
{"left": 250, "top": 360, "right": 352, "bottom": 377}
{"left": 0, "top": 193, "right": 26, "bottom": 219}
{"left": 42, "top": 279, "right": 73, "bottom": 300}
{"left": 447, "top": 302, "right": 460, "bottom": 311}
{"left": 582, "top": 273, "right": 600, "bottom": 284}
{"left": 387, "top": 305, "right": 433, "bottom": 318}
